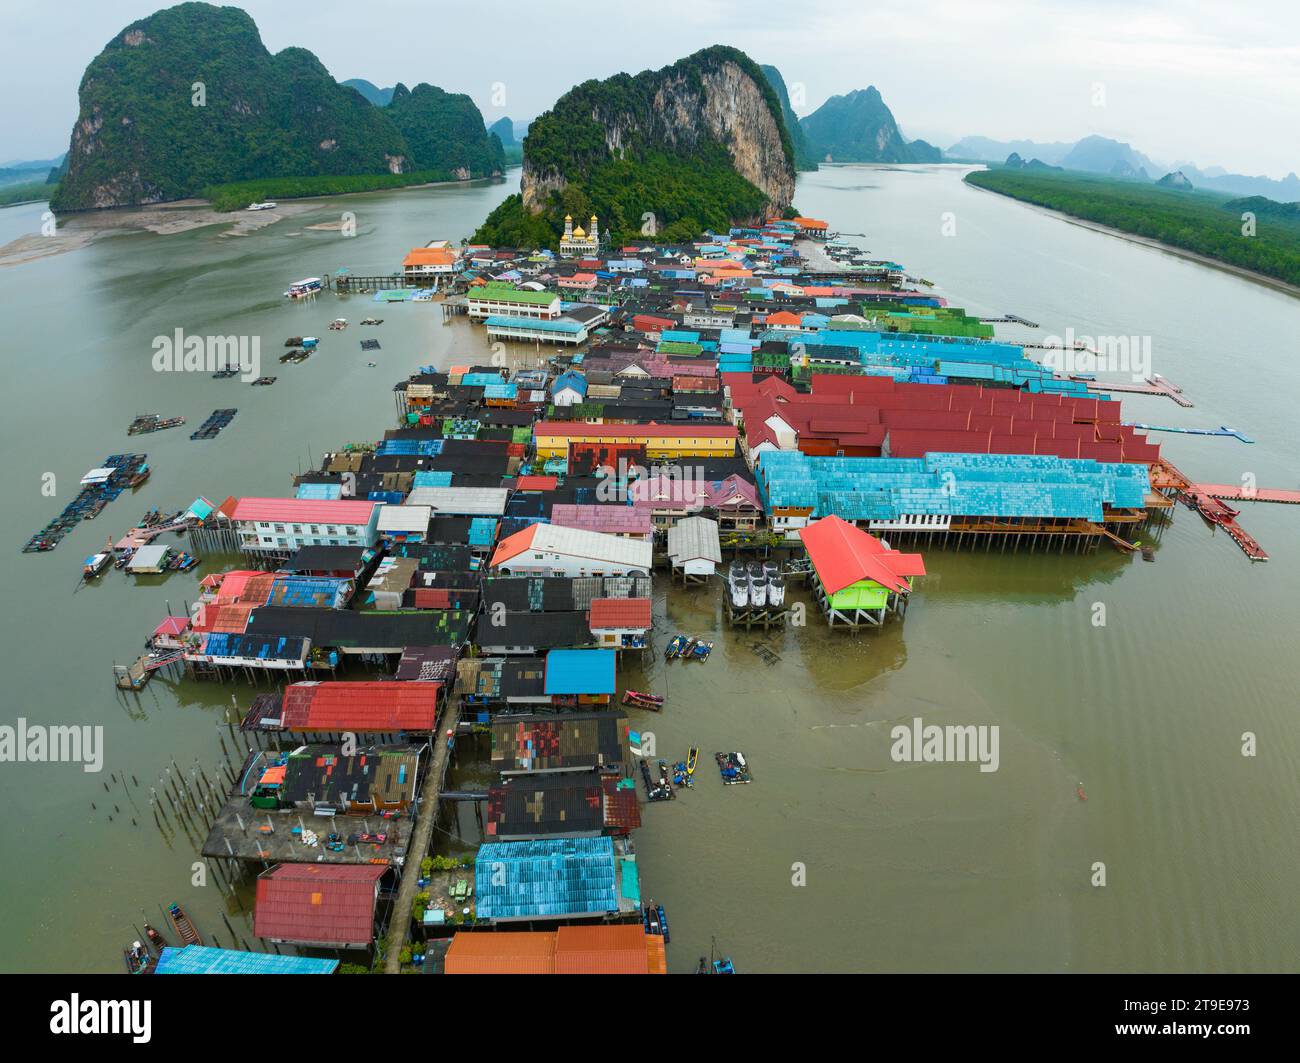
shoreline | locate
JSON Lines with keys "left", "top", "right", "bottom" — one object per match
{"left": 965, "top": 179, "right": 1300, "bottom": 301}
{"left": 0, "top": 171, "right": 515, "bottom": 270}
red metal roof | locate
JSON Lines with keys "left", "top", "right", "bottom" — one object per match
{"left": 514, "top": 475, "right": 559, "bottom": 491}
{"left": 411, "top": 587, "right": 452, "bottom": 609}
{"left": 280, "top": 681, "right": 441, "bottom": 732}
{"left": 191, "top": 602, "right": 255, "bottom": 634}
{"left": 488, "top": 523, "right": 537, "bottom": 566}
{"left": 227, "top": 497, "right": 377, "bottom": 524}
{"left": 799, "top": 515, "right": 926, "bottom": 595}
{"left": 253, "top": 864, "right": 385, "bottom": 947}
{"left": 587, "top": 597, "right": 652, "bottom": 630}
{"left": 534, "top": 422, "right": 737, "bottom": 440}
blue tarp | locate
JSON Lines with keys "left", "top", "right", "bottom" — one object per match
{"left": 543, "top": 648, "right": 617, "bottom": 695}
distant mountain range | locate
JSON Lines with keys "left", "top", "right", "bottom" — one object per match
{"left": 799, "top": 87, "right": 941, "bottom": 164}
{"left": 487, "top": 117, "right": 515, "bottom": 146}
{"left": 341, "top": 78, "right": 395, "bottom": 106}
{"left": 948, "top": 133, "right": 1299, "bottom": 202}
{"left": 50, "top": 3, "right": 503, "bottom": 210}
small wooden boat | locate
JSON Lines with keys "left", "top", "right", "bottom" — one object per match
{"left": 622, "top": 689, "right": 664, "bottom": 709}
{"left": 166, "top": 902, "right": 203, "bottom": 946}
{"left": 688, "top": 639, "right": 713, "bottom": 661}
{"left": 686, "top": 747, "right": 699, "bottom": 779}
{"left": 123, "top": 942, "right": 150, "bottom": 974}
{"left": 143, "top": 922, "right": 166, "bottom": 952}
{"left": 664, "top": 635, "right": 687, "bottom": 659}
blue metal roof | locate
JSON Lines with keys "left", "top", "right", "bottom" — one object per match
{"left": 544, "top": 648, "right": 616, "bottom": 695}
{"left": 475, "top": 837, "right": 618, "bottom": 920}
{"left": 296, "top": 482, "right": 343, "bottom": 500}
{"left": 484, "top": 315, "right": 584, "bottom": 334}
{"left": 552, "top": 370, "right": 587, "bottom": 396}
{"left": 758, "top": 450, "right": 1150, "bottom": 521}
{"left": 155, "top": 946, "right": 338, "bottom": 974}
{"left": 468, "top": 517, "right": 498, "bottom": 546}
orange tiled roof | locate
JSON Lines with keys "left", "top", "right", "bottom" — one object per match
{"left": 403, "top": 247, "right": 455, "bottom": 267}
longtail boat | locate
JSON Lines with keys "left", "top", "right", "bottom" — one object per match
{"left": 166, "top": 902, "right": 202, "bottom": 946}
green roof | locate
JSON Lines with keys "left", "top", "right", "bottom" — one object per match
{"left": 469, "top": 283, "right": 557, "bottom": 306}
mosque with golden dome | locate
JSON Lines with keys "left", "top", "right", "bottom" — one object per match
{"left": 560, "top": 213, "right": 600, "bottom": 256}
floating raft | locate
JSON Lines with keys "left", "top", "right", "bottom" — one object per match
{"left": 715, "top": 751, "right": 752, "bottom": 785}
{"left": 190, "top": 409, "right": 237, "bottom": 440}
{"left": 22, "top": 453, "right": 148, "bottom": 553}
{"left": 360, "top": 339, "right": 382, "bottom": 351}
{"left": 128, "top": 413, "right": 185, "bottom": 435}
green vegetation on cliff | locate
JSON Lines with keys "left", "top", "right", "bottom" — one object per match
{"left": 800, "top": 86, "right": 940, "bottom": 163}
{"left": 51, "top": 3, "right": 501, "bottom": 211}
{"left": 387, "top": 83, "right": 505, "bottom": 176}
{"left": 475, "top": 146, "right": 772, "bottom": 247}
{"left": 966, "top": 168, "right": 1300, "bottom": 288}
{"left": 760, "top": 65, "right": 817, "bottom": 171}
{"left": 473, "top": 45, "right": 795, "bottom": 248}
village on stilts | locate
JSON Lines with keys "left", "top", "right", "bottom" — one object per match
{"left": 66, "top": 213, "right": 1294, "bottom": 977}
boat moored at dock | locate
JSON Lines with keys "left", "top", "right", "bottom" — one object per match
{"left": 284, "top": 276, "right": 322, "bottom": 298}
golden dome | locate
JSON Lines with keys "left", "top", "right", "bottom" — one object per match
{"left": 564, "top": 214, "right": 572, "bottom": 221}
{"left": 572, "top": 226, "right": 586, "bottom": 238}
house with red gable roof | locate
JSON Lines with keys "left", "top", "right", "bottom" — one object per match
{"left": 254, "top": 864, "right": 387, "bottom": 949}
{"left": 799, "top": 515, "right": 926, "bottom": 628}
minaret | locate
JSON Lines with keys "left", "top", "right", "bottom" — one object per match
{"left": 589, "top": 214, "right": 598, "bottom": 246}
{"left": 563, "top": 214, "right": 574, "bottom": 240}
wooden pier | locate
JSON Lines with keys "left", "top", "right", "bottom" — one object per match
{"left": 1084, "top": 374, "right": 1193, "bottom": 407}
{"left": 383, "top": 694, "right": 461, "bottom": 973}
{"left": 1196, "top": 484, "right": 1300, "bottom": 505}
{"left": 980, "top": 313, "right": 1040, "bottom": 327}
{"left": 725, "top": 599, "right": 789, "bottom": 629}
{"left": 114, "top": 649, "right": 185, "bottom": 691}
{"left": 1153, "top": 459, "right": 1269, "bottom": 561}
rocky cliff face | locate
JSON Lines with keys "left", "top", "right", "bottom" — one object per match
{"left": 520, "top": 46, "right": 794, "bottom": 218}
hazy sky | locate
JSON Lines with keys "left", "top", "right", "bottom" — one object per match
{"left": 4, "top": 0, "right": 1297, "bottom": 176}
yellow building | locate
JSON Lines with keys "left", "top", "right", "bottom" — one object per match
{"left": 532, "top": 422, "right": 739, "bottom": 460}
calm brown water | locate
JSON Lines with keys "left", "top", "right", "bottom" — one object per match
{"left": 2, "top": 165, "right": 1298, "bottom": 972}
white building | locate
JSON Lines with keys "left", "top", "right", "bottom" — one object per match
{"left": 489, "top": 523, "right": 652, "bottom": 578}
{"left": 666, "top": 516, "right": 722, "bottom": 578}
{"left": 226, "top": 498, "right": 380, "bottom": 555}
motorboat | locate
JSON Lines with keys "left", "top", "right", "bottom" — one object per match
{"left": 82, "top": 552, "right": 111, "bottom": 580}
{"left": 284, "top": 277, "right": 322, "bottom": 298}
